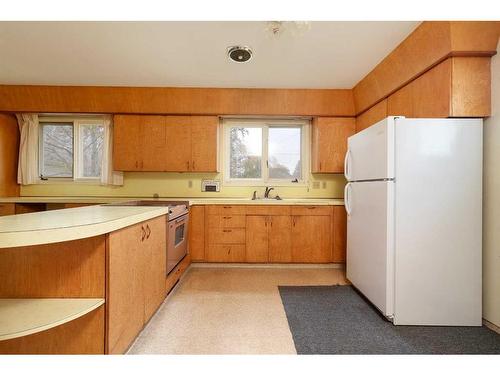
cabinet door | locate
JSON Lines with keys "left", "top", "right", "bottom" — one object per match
{"left": 245, "top": 216, "right": 268, "bottom": 262}
{"left": 107, "top": 222, "right": 144, "bottom": 354}
{"left": 268, "top": 216, "right": 292, "bottom": 263}
{"left": 141, "top": 116, "right": 168, "bottom": 171}
{"left": 332, "top": 206, "right": 347, "bottom": 263}
{"left": 113, "top": 115, "right": 143, "bottom": 171}
{"left": 291, "top": 216, "right": 332, "bottom": 263}
{"left": 189, "top": 205, "right": 205, "bottom": 261}
{"left": 143, "top": 216, "right": 167, "bottom": 323}
{"left": 165, "top": 116, "right": 192, "bottom": 172}
{"left": 311, "top": 117, "right": 355, "bottom": 173}
{"left": 191, "top": 116, "right": 219, "bottom": 172}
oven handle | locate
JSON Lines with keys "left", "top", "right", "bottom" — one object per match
{"left": 174, "top": 216, "right": 187, "bottom": 224}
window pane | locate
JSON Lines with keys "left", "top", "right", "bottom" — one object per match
{"left": 268, "top": 127, "right": 301, "bottom": 180}
{"left": 81, "top": 124, "right": 104, "bottom": 178}
{"left": 229, "top": 127, "right": 262, "bottom": 179}
{"left": 41, "top": 123, "right": 74, "bottom": 178}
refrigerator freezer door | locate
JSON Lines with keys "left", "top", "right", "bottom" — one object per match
{"left": 393, "top": 118, "right": 482, "bottom": 325}
{"left": 346, "top": 116, "right": 396, "bottom": 181}
{"left": 346, "top": 180, "right": 395, "bottom": 318}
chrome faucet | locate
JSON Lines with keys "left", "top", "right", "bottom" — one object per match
{"left": 264, "top": 187, "right": 274, "bottom": 198}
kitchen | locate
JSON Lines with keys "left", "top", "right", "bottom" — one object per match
{"left": 0, "top": 2, "right": 499, "bottom": 372}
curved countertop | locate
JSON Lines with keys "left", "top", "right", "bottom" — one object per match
{"left": 0, "top": 205, "right": 169, "bottom": 249}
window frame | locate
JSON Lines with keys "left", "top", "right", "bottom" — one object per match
{"left": 38, "top": 116, "right": 107, "bottom": 183}
{"left": 222, "top": 118, "right": 310, "bottom": 186}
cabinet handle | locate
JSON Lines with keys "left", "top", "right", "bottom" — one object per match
{"left": 141, "top": 226, "right": 146, "bottom": 241}
{"left": 146, "top": 224, "right": 151, "bottom": 239}
{"left": 223, "top": 216, "right": 232, "bottom": 219}
{"left": 292, "top": 216, "right": 296, "bottom": 227}
{"left": 319, "top": 162, "right": 322, "bottom": 171}
{"left": 223, "top": 206, "right": 231, "bottom": 209}
{"left": 187, "top": 161, "right": 190, "bottom": 170}
{"left": 192, "top": 161, "right": 195, "bottom": 170}
{"left": 227, "top": 247, "right": 231, "bottom": 255}
{"left": 307, "top": 207, "right": 316, "bottom": 210}
{"left": 270, "top": 217, "right": 273, "bottom": 227}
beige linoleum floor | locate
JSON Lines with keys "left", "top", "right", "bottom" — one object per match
{"left": 128, "top": 265, "right": 349, "bottom": 355}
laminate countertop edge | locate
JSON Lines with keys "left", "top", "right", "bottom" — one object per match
{"left": 0, "top": 206, "right": 169, "bottom": 249}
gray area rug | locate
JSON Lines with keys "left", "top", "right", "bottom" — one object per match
{"left": 278, "top": 285, "right": 500, "bottom": 354}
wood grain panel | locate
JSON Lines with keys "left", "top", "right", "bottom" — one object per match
{"left": 268, "top": 216, "right": 292, "bottom": 263}
{"left": 0, "top": 113, "right": 19, "bottom": 197}
{"left": 143, "top": 216, "right": 167, "bottom": 323}
{"left": 106, "top": 222, "right": 144, "bottom": 354}
{"left": 0, "top": 86, "right": 355, "bottom": 116}
{"left": 290, "top": 206, "right": 333, "bottom": 216}
{"left": 353, "top": 21, "right": 499, "bottom": 114}
{"left": 333, "top": 206, "right": 347, "bottom": 263}
{"left": 0, "top": 236, "right": 105, "bottom": 298}
{"left": 189, "top": 205, "right": 205, "bottom": 261}
{"left": 15, "top": 202, "right": 46, "bottom": 214}
{"left": 207, "top": 228, "right": 245, "bottom": 244}
{"left": 206, "top": 244, "right": 246, "bottom": 263}
{"left": 206, "top": 205, "right": 246, "bottom": 215}
{"left": 245, "top": 216, "right": 268, "bottom": 262}
{"left": 245, "top": 205, "right": 291, "bottom": 216}
{"left": 451, "top": 57, "right": 491, "bottom": 116}
{"left": 0, "top": 306, "right": 105, "bottom": 354}
{"left": 164, "top": 116, "right": 192, "bottom": 171}
{"left": 291, "top": 215, "right": 332, "bottom": 263}
{"left": 207, "top": 215, "right": 246, "bottom": 228}
{"left": 412, "top": 59, "right": 452, "bottom": 117}
{"left": 387, "top": 84, "right": 413, "bottom": 117}
{"left": 311, "top": 117, "right": 355, "bottom": 173}
{"left": 355, "top": 99, "right": 387, "bottom": 133}
{"left": 113, "top": 115, "right": 143, "bottom": 170}
{"left": 191, "top": 116, "right": 219, "bottom": 172}
{"left": 142, "top": 115, "right": 168, "bottom": 171}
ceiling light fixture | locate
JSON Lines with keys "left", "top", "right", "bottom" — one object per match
{"left": 227, "top": 46, "right": 253, "bottom": 63}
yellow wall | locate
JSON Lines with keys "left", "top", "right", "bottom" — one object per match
{"left": 20, "top": 172, "right": 346, "bottom": 199}
{"left": 483, "top": 39, "right": 500, "bottom": 327}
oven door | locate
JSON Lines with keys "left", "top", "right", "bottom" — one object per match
{"left": 167, "top": 213, "right": 189, "bottom": 274}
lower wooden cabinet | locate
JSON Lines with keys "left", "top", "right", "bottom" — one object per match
{"left": 106, "top": 215, "right": 166, "bottom": 354}
{"left": 189, "top": 205, "right": 205, "bottom": 261}
{"left": 200, "top": 205, "right": 344, "bottom": 264}
{"left": 291, "top": 215, "right": 332, "bottom": 263}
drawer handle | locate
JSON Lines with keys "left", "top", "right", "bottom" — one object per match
{"left": 141, "top": 226, "right": 146, "bottom": 241}
{"left": 307, "top": 207, "right": 316, "bottom": 209}
{"left": 223, "top": 206, "right": 232, "bottom": 209}
{"left": 146, "top": 224, "right": 151, "bottom": 239}
{"left": 222, "top": 229, "right": 232, "bottom": 233}
{"left": 223, "top": 216, "right": 232, "bottom": 219}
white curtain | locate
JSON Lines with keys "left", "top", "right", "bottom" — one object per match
{"left": 16, "top": 113, "right": 39, "bottom": 185}
{"left": 100, "top": 116, "right": 124, "bottom": 186}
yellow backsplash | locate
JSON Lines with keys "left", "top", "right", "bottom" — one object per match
{"left": 20, "top": 172, "right": 346, "bottom": 198}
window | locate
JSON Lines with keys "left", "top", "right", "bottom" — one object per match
{"left": 39, "top": 117, "right": 106, "bottom": 181}
{"left": 223, "top": 118, "right": 309, "bottom": 185}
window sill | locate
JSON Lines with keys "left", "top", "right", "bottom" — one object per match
{"left": 35, "top": 179, "right": 102, "bottom": 186}
{"left": 223, "top": 180, "right": 309, "bottom": 187}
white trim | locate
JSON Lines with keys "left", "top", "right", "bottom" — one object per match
{"left": 221, "top": 118, "right": 310, "bottom": 187}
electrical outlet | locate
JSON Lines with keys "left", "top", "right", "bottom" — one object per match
{"left": 188, "top": 180, "right": 193, "bottom": 188}
{"left": 312, "top": 181, "right": 320, "bottom": 189}
{"left": 322, "top": 181, "right": 327, "bottom": 189}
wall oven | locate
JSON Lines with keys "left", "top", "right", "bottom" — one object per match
{"left": 166, "top": 205, "right": 189, "bottom": 274}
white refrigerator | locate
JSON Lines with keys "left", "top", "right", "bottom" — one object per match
{"left": 344, "top": 116, "right": 482, "bottom": 326}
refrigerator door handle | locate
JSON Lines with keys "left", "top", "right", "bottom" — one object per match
{"left": 344, "top": 182, "right": 352, "bottom": 216}
{"left": 344, "top": 149, "right": 351, "bottom": 180}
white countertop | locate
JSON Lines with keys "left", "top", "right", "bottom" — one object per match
{"left": 0, "top": 205, "right": 169, "bottom": 248}
{"left": 0, "top": 196, "right": 344, "bottom": 206}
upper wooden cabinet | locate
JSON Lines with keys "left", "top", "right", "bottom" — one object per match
{"left": 311, "top": 117, "right": 355, "bottom": 173}
{"left": 113, "top": 115, "right": 219, "bottom": 172}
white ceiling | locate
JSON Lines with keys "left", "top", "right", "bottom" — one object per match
{"left": 0, "top": 21, "right": 419, "bottom": 89}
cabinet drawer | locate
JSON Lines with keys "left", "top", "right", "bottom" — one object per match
{"left": 207, "top": 228, "right": 246, "bottom": 244}
{"left": 207, "top": 215, "right": 246, "bottom": 228}
{"left": 245, "top": 205, "right": 291, "bottom": 216}
{"left": 291, "top": 206, "right": 332, "bottom": 216}
{"left": 206, "top": 244, "right": 246, "bottom": 262}
{"left": 206, "top": 205, "right": 246, "bottom": 215}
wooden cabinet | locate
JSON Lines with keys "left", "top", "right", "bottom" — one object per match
{"left": 268, "top": 216, "right": 292, "bottom": 263}
{"left": 205, "top": 205, "right": 246, "bottom": 262}
{"left": 106, "top": 216, "right": 166, "bottom": 354}
{"left": 0, "top": 203, "right": 15, "bottom": 216}
{"left": 189, "top": 205, "right": 205, "bottom": 261}
{"left": 355, "top": 99, "right": 388, "bottom": 133}
{"left": 332, "top": 206, "right": 347, "bottom": 263}
{"left": 113, "top": 115, "right": 218, "bottom": 172}
{"left": 311, "top": 117, "right": 355, "bottom": 173}
{"left": 291, "top": 215, "right": 332, "bottom": 263}
{"left": 246, "top": 216, "right": 269, "bottom": 262}
{"left": 387, "top": 57, "right": 491, "bottom": 119}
